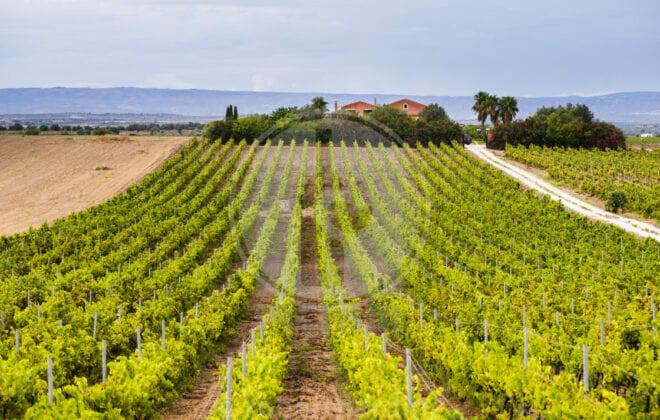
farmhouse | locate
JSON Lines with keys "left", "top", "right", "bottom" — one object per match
{"left": 339, "top": 98, "right": 426, "bottom": 119}
{"left": 388, "top": 98, "right": 426, "bottom": 119}
{"left": 339, "top": 100, "right": 376, "bottom": 116}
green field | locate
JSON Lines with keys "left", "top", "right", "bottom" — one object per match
{"left": 626, "top": 135, "right": 660, "bottom": 145}
{"left": 1, "top": 139, "right": 658, "bottom": 418}
{"left": 506, "top": 144, "right": 660, "bottom": 221}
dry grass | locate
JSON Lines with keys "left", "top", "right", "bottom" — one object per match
{"left": 0, "top": 134, "right": 191, "bottom": 235}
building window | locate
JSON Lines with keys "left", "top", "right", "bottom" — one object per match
{"left": 403, "top": 103, "right": 409, "bottom": 110}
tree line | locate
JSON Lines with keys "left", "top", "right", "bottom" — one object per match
{"left": 0, "top": 122, "right": 204, "bottom": 136}
{"left": 202, "top": 97, "right": 463, "bottom": 145}
{"left": 203, "top": 93, "right": 625, "bottom": 149}
{"left": 472, "top": 91, "right": 625, "bottom": 150}
{"left": 360, "top": 103, "right": 462, "bottom": 145}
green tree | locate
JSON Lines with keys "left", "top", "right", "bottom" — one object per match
{"left": 368, "top": 105, "right": 414, "bottom": 139}
{"left": 311, "top": 97, "right": 328, "bottom": 114}
{"left": 269, "top": 106, "right": 298, "bottom": 121}
{"left": 24, "top": 126, "right": 40, "bottom": 135}
{"left": 571, "top": 103, "right": 593, "bottom": 124}
{"left": 225, "top": 105, "right": 233, "bottom": 120}
{"left": 499, "top": 96, "right": 518, "bottom": 124}
{"left": 489, "top": 102, "right": 625, "bottom": 150}
{"left": 202, "top": 120, "right": 234, "bottom": 142}
{"left": 418, "top": 103, "right": 449, "bottom": 122}
{"left": 92, "top": 127, "right": 113, "bottom": 135}
{"left": 534, "top": 103, "right": 593, "bottom": 125}
{"left": 230, "top": 115, "right": 272, "bottom": 141}
{"left": 472, "top": 91, "right": 490, "bottom": 139}
{"left": 233, "top": 105, "right": 238, "bottom": 120}
{"left": 298, "top": 97, "right": 328, "bottom": 120}
{"left": 484, "top": 94, "right": 500, "bottom": 126}
{"left": 412, "top": 119, "right": 462, "bottom": 145}
{"left": 606, "top": 190, "right": 628, "bottom": 213}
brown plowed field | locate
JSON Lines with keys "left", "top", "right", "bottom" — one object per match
{"left": 0, "top": 134, "right": 189, "bottom": 235}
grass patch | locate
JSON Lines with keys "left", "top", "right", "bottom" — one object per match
{"left": 95, "top": 165, "right": 112, "bottom": 171}
{"left": 626, "top": 136, "right": 660, "bottom": 145}
{"left": 94, "top": 134, "right": 131, "bottom": 142}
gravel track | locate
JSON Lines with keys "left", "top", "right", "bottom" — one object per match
{"left": 466, "top": 144, "right": 660, "bottom": 242}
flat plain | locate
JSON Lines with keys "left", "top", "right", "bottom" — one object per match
{"left": 0, "top": 134, "right": 189, "bottom": 235}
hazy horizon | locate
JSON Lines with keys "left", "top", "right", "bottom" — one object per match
{"left": 3, "top": 86, "right": 660, "bottom": 99}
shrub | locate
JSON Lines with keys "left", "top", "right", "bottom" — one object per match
{"left": 489, "top": 103, "right": 626, "bottom": 150}
{"left": 605, "top": 190, "right": 628, "bottom": 213}
{"left": 368, "top": 106, "right": 414, "bottom": 140}
{"left": 202, "top": 115, "right": 273, "bottom": 143}
{"left": 412, "top": 119, "right": 462, "bottom": 145}
{"left": 92, "top": 127, "right": 114, "bottom": 136}
{"left": 24, "top": 126, "right": 40, "bottom": 135}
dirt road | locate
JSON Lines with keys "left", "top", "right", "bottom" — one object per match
{"left": 466, "top": 144, "right": 660, "bottom": 242}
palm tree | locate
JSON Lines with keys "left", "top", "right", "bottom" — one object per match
{"left": 484, "top": 94, "right": 500, "bottom": 126}
{"left": 499, "top": 96, "right": 519, "bottom": 124}
{"left": 472, "top": 91, "right": 490, "bottom": 139}
{"left": 311, "top": 96, "right": 328, "bottom": 114}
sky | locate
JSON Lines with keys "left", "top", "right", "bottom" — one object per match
{"left": 2, "top": 0, "right": 660, "bottom": 97}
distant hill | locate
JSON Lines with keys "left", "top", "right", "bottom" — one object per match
{"left": 1, "top": 87, "right": 660, "bottom": 124}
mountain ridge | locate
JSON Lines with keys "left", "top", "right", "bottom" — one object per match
{"left": 1, "top": 87, "right": 659, "bottom": 123}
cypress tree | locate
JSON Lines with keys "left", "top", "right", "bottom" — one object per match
{"left": 225, "top": 105, "right": 232, "bottom": 120}
{"left": 233, "top": 105, "right": 238, "bottom": 120}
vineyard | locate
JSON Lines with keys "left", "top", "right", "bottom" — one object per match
{"left": 0, "top": 137, "right": 658, "bottom": 418}
{"left": 505, "top": 144, "right": 660, "bottom": 221}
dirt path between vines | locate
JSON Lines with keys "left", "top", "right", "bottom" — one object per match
{"left": 344, "top": 144, "right": 479, "bottom": 418}
{"left": 162, "top": 145, "right": 294, "bottom": 419}
{"left": 277, "top": 146, "right": 355, "bottom": 419}
{"left": 467, "top": 144, "right": 660, "bottom": 242}
{"left": 161, "top": 282, "right": 277, "bottom": 420}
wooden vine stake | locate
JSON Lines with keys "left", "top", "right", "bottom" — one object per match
{"left": 583, "top": 344, "right": 589, "bottom": 391}
{"left": 102, "top": 340, "right": 107, "bottom": 383}
{"left": 226, "top": 357, "right": 233, "bottom": 420}
{"left": 48, "top": 357, "right": 54, "bottom": 404}
{"left": 251, "top": 328, "right": 256, "bottom": 357}
{"left": 93, "top": 312, "right": 98, "bottom": 339}
{"left": 137, "top": 327, "right": 142, "bottom": 359}
{"left": 406, "top": 348, "right": 413, "bottom": 408}
{"left": 652, "top": 301, "right": 656, "bottom": 337}
{"left": 484, "top": 319, "right": 489, "bottom": 354}
{"left": 161, "top": 320, "right": 166, "bottom": 350}
{"left": 523, "top": 327, "right": 529, "bottom": 370}
{"left": 241, "top": 342, "right": 247, "bottom": 378}
{"left": 419, "top": 303, "right": 423, "bottom": 330}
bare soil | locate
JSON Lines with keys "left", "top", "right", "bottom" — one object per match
{"left": 277, "top": 146, "right": 355, "bottom": 419}
{"left": 162, "top": 143, "right": 304, "bottom": 419}
{"left": 345, "top": 145, "right": 480, "bottom": 417}
{"left": 330, "top": 146, "right": 382, "bottom": 335}
{"left": 161, "top": 281, "right": 278, "bottom": 420}
{"left": 0, "top": 134, "right": 189, "bottom": 235}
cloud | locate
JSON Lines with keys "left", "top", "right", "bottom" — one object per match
{"left": 2, "top": 0, "right": 660, "bottom": 95}
{"left": 144, "top": 74, "right": 196, "bottom": 89}
{"left": 251, "top": 73, "right": 274, "bottom": 92}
